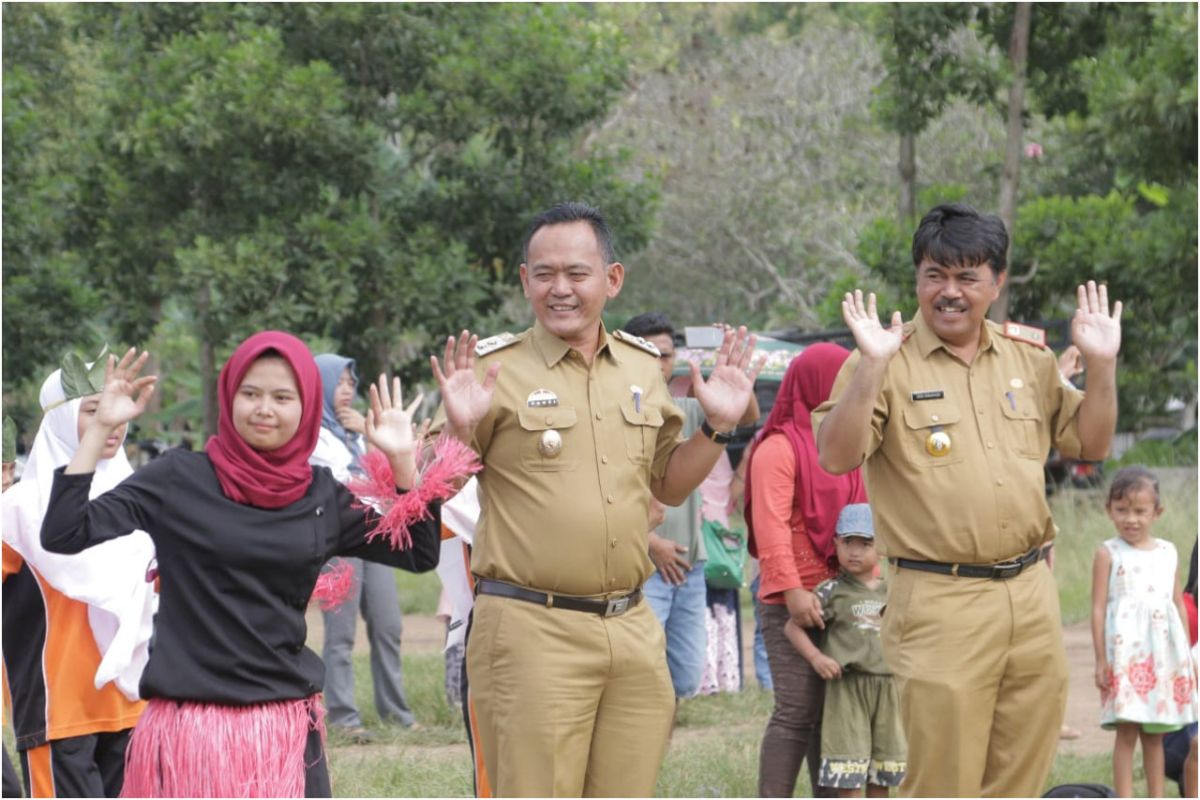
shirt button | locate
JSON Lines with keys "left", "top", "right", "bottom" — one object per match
{"left": 609, "top": 578, "right": 616, "bottom": 586}
{"left": 931, "top": 414, "right": 940, "bottom": 422}
{"left": 607, "top": 495, "right": 614, "bottom": 504}
{"left": 315, "top": 507, "right": 324, "bottom": 517}
{"left": 601, "top": 456, "right": 609, "bottom": 464}
{"left": 977, "top": 409, "right": 985, "bottom": 415}
{"left": 987, "top": 441, "right": 995, "bottom": 449}
{"left": 546, "top": 417, "right": 554, "bottom": 426}
{"left": 1001, "top": 521, "right": 1008, "bottom": 530}
{"left": 611, "top": 540, "right": 618, "bottom": 549}
{"left": 996, "top": 479, "right": 1004, "bottom": 486}
{"left": 595, "top": 412, "right": 602, "bottom": 420}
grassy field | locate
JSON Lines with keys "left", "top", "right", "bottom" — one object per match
{"left": 4, "top": 468, "right": 1192, "bottom": 796}
{"left": 325, "top": 653, "right": 1183, "bottom": 797}
{"left": 367, "top": 466, "right": 1196, "bottom": 797}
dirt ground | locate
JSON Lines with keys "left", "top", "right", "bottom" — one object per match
{"left": 306, "top": 609, "right": 1111, "bottom": 756}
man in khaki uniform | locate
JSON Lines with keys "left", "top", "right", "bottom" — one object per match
{"left": 812, "top": 203, "right": 1123, "bottom": 797}
{"left": 430, "top": 202, "right": 761, "bottom": 797}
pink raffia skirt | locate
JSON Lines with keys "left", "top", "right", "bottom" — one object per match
{"left": 120, "top": 695, "right": 325, "bottom": 797}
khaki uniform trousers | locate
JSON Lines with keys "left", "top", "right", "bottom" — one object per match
{"left": 466, "top": 593, "right": 675, "bottom": 797}
{"left": 881, "top": 560, "right": 1067, "bottom": 797}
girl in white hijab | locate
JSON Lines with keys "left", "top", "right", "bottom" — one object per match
{"left": 2, "top": 362, "right": 156, "bottom": 797}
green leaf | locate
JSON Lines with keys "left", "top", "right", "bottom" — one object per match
{"left": 59, "top": 344, "right": 109, "bottom": 401}
{"left": 1136, "top": 181, "right": 1170, "bottom": 207}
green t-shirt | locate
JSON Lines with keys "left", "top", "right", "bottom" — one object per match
{"left": 814, "top": 571, "right": 890, "bottom": 675}
{"left": 655, "top": 396, "right": 707, "bottom": 563}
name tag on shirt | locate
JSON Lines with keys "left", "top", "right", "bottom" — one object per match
{"left": 911, "top": 390, "right": 945, "bottom": 402}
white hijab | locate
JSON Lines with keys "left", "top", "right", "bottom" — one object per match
{"left": 1, "top": 368, "right": 157, "bottom": 700}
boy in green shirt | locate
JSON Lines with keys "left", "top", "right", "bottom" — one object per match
{"left": 785, "top": 503, "right": 906, "bottom": 797}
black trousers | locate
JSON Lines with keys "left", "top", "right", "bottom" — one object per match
{"left": 304, "top": 721, "right": 332, "bottom": 797}
{"left": 19, "top": 730, "right": 130, "bottom": 798}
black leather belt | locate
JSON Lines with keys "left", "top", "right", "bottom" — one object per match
{"left": 891, "top": 545, "right": 1050, "bottom": 580}
{"left": 476, "top": 578, "right": 642, "bottom": 618}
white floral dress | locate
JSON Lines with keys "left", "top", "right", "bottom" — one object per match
{"left": 1100, "top": 537, "right": 1197, "bottom": 730}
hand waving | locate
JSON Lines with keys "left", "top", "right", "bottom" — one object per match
{"left": 1071, "top": 281, "right": 1122, "bottom": 363}
{"left": 691, "top": 325, "right": 762, "bottom": 432}
{"left": 842, "top": 290, "right": 903, "bottom": 361}
{"left": 365, "top": 374, "right": 423, "bottom": 460}
{"left": 431, "top": 330, "right": 502, "bottom": 440}
{"left": 95, "top": 348, "right": 157, "bottom": 430}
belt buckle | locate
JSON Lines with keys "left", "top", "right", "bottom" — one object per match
{"left": 991, "top": 560, "right": 1023, "bottom": 580}
{"left": 605, "top": 596, "right": 631, "bottom": 617}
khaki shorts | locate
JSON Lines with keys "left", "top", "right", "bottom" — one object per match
{"left": 819, "top": 671, "right": 907, "bottom": 789}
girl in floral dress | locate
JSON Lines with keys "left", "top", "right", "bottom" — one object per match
{"left": 1091, "top": 466, "right": 1196, "bottom": 797}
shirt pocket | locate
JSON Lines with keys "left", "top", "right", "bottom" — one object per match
{"left": 516, "top": 407, "right": 579, "bottom": 472}
{"left": 900, "top": 402, "right": 965, "bottom": 467}
{"left": 999, "top": 388, "right": 1045, "bottom": 459}
{"left": 619, "top": 401, "right": 665, "bottom": 465}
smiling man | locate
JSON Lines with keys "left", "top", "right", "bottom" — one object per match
{"left": 430, "top": 202, "right": 762, "bottom": 797}
{"left": 812, "top": 203, "right": 1122, "bottom": 797}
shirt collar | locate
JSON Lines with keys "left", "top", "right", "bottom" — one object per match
{"left": 912, "top": 312, "right": 995, "bottom": 359}
{"left": 531, "top": 320, "right": 619, "bottom": 367}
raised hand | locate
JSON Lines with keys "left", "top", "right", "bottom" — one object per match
{"left": 364, "top": 374, "right": 423, "bottom": 460}
{"left": 690, "top": 325, "right": 762, "bottom": 432}
{"left": 842, "top": 290, "right": 903, "bottom": 361}
{"left": 94, "top": 348, "right": 157, "bottom": 430}
{"left": 431, "top": 330, "right": 502, "bottom": 440}
{"left": 1071, "top": 281, "right": 1122, "bottom": 363}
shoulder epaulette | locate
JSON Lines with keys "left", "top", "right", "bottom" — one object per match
{"left": 612, "top": 329, "right": 661, "bottom": 357}
{"left": 474, "top": 332, "right": 520, "bottom": 357}
{"left": 1001, "top": 321, "right": 1048, "bottom": 349}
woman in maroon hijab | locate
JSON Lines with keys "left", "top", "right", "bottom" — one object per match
{"left": 745, "top": 343, "right": 867, "bottom": 797}
{"left": 41, "top": 332, "right": 475, "bottom": 797}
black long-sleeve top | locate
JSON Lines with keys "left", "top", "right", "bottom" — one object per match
{"left": 40, "top": 449, "right": 439, "bottom": 706}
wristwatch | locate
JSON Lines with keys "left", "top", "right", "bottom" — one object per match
{"left": 701, "top": 419, "right": 734, "bottom": 445}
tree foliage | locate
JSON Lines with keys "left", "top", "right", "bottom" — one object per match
{"left": 3, "top": 3, "right": 656, "bottom": 436}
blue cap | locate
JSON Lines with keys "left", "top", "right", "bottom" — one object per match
{"left": 835, "top": 503, "right": 874, "bottom": 539}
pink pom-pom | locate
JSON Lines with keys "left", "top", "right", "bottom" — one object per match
{"left": 310, "top": 560, "right": 355, "bottom": 611}
{"left": 347, "top": 436, "right": 481, "bottom": 550}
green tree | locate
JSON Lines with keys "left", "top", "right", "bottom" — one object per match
{"left": 865, "top": 4, "right": 997, "bottom": 225}
{"left": 2, "top": 4, "right": 105, "bottom": 390}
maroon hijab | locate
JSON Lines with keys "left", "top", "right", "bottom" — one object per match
{"left": 205, "top": 331, "right": 323, "bottom": 509}
{"left": 744, "top": 342, "right": 866, "bottom": 564}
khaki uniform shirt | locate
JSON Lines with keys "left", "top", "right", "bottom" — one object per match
{"left": 438, "top": 322, "right": 685, "bottom": 596}
{"left": 811, "top": 315, "right": 1084, "bottom": 564}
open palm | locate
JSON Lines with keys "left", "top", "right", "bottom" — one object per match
{"left": 365, "top": 375, "right": 423, "bottom": 459}
{"left": 842, "top": 290, "right": 903, "bottom": 361}
{"left": 431, "top": 330, "right": 502, "bottom": 438}
{"left": 691, "top": 326, "right": 762, "bottom": 431}
{"left": 1071, "top": 281, "right": 1122, "bottom": 362}
{"left": 95, "top": 348, "right": 157, "bottom": 429}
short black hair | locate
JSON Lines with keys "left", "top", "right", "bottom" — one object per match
{"left": 521, "top": 202, "right": 617, "bottom": 265}
{"left": 1106, "top": 465, "right": 1161, "bottom": 508}
{"left": 622, "top": 312, "right": 675, "bottom": 340}
{"left": 912, "top": 203, "right": 1009, "bottom": 274}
